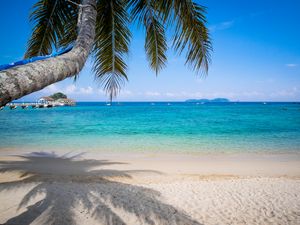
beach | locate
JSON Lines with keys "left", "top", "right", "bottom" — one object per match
{"left": 1, "top": 0, "right": 300, "bottom": 223}
{"left": 0, "top": 151, "right": 300, "bottom": 225}
{"left": 1, "top": 102, "right": 300, "bottom": 224}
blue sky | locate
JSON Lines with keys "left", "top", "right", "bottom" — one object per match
{"left": 0, "top": 0, "right": 299, "bottom": 101}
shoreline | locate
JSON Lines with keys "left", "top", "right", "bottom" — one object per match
{"left": 1, "top": 150, "right": 300, "bottom": 178}
{"left": 0, "top": 150, "right": 300, "bottom": 224}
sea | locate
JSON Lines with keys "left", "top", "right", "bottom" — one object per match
{"left": 0, "top": 102, "right": 299, "bottom": 154}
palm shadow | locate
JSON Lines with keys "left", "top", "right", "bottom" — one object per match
{"left": 0, "top": 152, "right": 202, "bottom": 225}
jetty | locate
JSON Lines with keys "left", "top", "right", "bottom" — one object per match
{"left": 1, "top": 92, "right": 76, "bottom": 110}
{"left": 4, "top": 103, "right": 53, "bottom": 110}
{"left": 2, "top": 101, "right": 75, "bottom": 110}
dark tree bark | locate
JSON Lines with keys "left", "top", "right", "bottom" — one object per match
{"left": 0, "top": 0, "right": 97, "bottom": 107}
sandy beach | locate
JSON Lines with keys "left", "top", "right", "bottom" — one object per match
{"left": 1, "top": 0, "right": 300, "bottom": 223}
{"left": 0, "top": 151, "right": 299, "bottom": 225}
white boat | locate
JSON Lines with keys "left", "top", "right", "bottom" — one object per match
{"left": 106, "top": 103, "right": 111, "bottom": 106}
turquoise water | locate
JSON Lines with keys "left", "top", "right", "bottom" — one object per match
{"left": 0, "top": 102, "right": 300, "bottom": 153}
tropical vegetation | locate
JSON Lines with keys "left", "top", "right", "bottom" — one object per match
{"left": 50, "top": 92, "right": 68, "bottom": 100}
{"left": 0, "top": 0, "right": 212, "bottom": 107}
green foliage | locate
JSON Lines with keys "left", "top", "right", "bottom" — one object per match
{"left": 26, "top": 0, "right": 212, "bottom": 99}
{"left": 129, "top": 0, "right": 167, "bottom": 74}
{"left": 172, "top": 1, "right": 212, "bottom": 73}
{"left": 25, "top": 0, "right": 79, "bottom": 58}
{"left": 93, "top": 0, "right": 131, "bottom": 101}
{"left": 50, "top": 92, "right": 67, "bottom": 100}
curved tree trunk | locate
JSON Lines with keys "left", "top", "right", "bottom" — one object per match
{"left": 0, "top": 0, "right": 97, "bottom": 107}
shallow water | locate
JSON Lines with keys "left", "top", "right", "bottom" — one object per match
{"left": 0, "top": 102, "right": 299, "bottom": 153}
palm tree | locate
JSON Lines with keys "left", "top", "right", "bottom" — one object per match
{"left": 0, "top": 0, "right": 211, "bottom": 107}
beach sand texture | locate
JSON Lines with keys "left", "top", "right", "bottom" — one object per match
{"left": 0, "top": 152, "right": 300, "bottom": 225}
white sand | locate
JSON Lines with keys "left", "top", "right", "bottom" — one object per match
{"left": 0, "top": 151, "right": 300, "bottom": 225}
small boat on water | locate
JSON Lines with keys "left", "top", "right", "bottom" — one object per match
{"left": 106, "top": 103, "right": 111, "bottom": 106}
{"left": 21, "top": 105, "right": 28, "bottom": 109}
{"left": 0, "top": 106, "right": 4, "bottom": 110}
{"left": 9, "top": 105, "right": 17, "bottom": 110}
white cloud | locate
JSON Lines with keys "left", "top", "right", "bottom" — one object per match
{"left": 157, "top": 91, "right": 235, "bottom": 99}
{"left": 43, "top": 84, "right": 94, "bottom": 95}
{"left": 79, "top": 86, "right": 93, "bottom": 94}
{"left": 119, "top": 90, "right": 133, "bottom": 97}
{"left": 285, "top": 63, "right": 298, "bottom": 67}
{"left": 65, "top": 84, "right": 76, "bottom": 94}
{"left": 43, "top": 84, "right": 59, "bottom": 93}
{"left": 241, "top": 91, "right": 263, "bottom": 97}
{"left": 270, "top": 87, "right": 300, "bottom": 97}
{"left": 97, "top": 89, "right": 105, "bottom": 95}
{"left": 158, "top": 88, "right": 300, "bottom": 101}
{"left": 166, "top": 92, "right": 176, "bottom": 97}
{"left": 145, "top": 91, "right": 161, "bottom": 96}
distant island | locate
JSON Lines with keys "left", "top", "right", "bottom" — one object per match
{"left": 185, "top": 98, "right": 230, "bottom": 103}
{"left": 39, "top": 92, "right": 75, "bottom": 106}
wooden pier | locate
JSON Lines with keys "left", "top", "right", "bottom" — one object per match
{"left": 1, "top": 98, "right": 75, "bottom": 110}
{"left": 3, "top": 103, "right": 57, "bottom": 110}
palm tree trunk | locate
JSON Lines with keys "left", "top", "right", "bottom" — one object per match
{"left": 0, "top": 0, "right": 97, "bottom": 107}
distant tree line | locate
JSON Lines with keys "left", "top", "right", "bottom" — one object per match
{"left": 49, "top": 92, "right": 67, "bottom": 100}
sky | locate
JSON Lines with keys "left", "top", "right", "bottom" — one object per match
{"left": 0, "top": 0, "right": 300, "bottom": 102}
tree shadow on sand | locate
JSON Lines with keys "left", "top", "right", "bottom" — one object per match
{"left": 0, "top": 152, "right": 203, "bottom": 225}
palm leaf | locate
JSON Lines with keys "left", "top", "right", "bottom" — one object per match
{"left": 156, "top": 0, "right": 212, "bottom": 73}
{"left": 58, "top": 2, "right": 79, "bottom": 48}
{"left": 25, "top": 0, "right": 79, "bottom": 58}
{"left": 173, "top": 0, "right": 212, "bottom": 73}
{"left": 92, "top": 0, "right": 131, "bottom": 100}
{"left": 129, "top": 0, "right": 167, "bottom": 74}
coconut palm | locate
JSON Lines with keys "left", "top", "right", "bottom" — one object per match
{"left": 0, "top": 0, "right": 211, "bottom": 107}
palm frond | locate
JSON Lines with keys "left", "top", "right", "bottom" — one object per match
{"left": 173, "top": 0, "right": 212, "bottom": 73}
{"left": 156, "top": 0, "right": 212, "bottom": 73}
{"left": 93, "top": 0, "right": 131, "bottom": 100}
{"left": 129, "top": 0, "right": 167, "bottom": 74}
{"left": 58, "top": 1, "right": 79, "bottom": 48}
{"left": 25, "top": 0, "right": 79, "bottom": 58}
{"left": 145, "top": 17, "right": 167, "bottom": 74}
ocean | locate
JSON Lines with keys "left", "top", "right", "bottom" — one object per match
{"left": 0, "top": 102, "right": 299, "bottom": 154}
